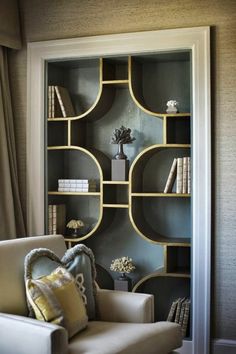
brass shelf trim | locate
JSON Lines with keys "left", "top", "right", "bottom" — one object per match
{"left": 48, "top": 191, "right": 100, "bottom": 196}
{"left": 131, "top": 193, "right": 191, "bottom": 197}
{"left": 103, "top": 180, "right": 129, "bottom": 185}
{"left": 103, "top": 204, "right": 129, "bottom": 208}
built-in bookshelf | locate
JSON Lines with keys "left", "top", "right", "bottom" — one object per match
{"left": 46, "top": 51, "right": 192, "bottom": 337}
{"left": 28, "top": 27, "right": 211, "bottom": 354}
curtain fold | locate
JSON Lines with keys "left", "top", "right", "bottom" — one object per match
{"left": 0, "top": 0, "right": 22, "bottom": 49}
{"left": 0, "top": 46, "right": 26, "bottom": 239}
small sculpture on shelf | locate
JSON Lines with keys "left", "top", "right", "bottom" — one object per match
{"left": 66, "top": 219, "right": 84, "bottom": 238}
{"left": 110, "top": 256, "right": 135, "bottom": 291}
{"left": 110, "top": 125, "right": 136, "bottom": 160}
{"left": 166, "top": 100, "right": 179, "bottom": 114}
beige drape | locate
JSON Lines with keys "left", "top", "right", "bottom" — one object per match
{"left": 0, "top": 46, "right": 26, "bottom": 239}
{"left": 0, "top": 0, "right": 22, "bottom": 49}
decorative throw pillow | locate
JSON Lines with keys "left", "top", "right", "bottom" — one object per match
{"left": 62, "top": 244, "right": 97, "bottom": 320}
{"left": 24, "top": 244, "right": 97, "bottom": 320}
{"left": 26, "top": 266, "right": 88, "bottom": 338}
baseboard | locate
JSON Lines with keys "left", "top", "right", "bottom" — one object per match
{"left": 178, "top": 340, "right": 192, "bottom": 354}
{"left": 212, "top": 339, "right": 236, "bottom": 354}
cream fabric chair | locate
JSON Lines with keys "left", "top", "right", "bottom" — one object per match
{"left": 0, "top": 235, "right": 182, "bottom": 354}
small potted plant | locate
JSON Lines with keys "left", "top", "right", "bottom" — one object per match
{"left": 110, "top": 256, "right": 135, "bottom": 291}
{"left": 66, "top": 219, "right": 84, "bottom": 238}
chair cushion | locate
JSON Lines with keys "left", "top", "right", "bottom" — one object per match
{"left": 24, "top": 244, "right": 97, "bottom": 320}
{"left": 26, "top": 266, "right": 88, "bottom": 338}
{"left": 68, "top": 321, "right": 182, "bottom": 354}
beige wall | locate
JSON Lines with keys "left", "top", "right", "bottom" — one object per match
{"left": 11, "top": 0, "right": 236, "bottom": 341}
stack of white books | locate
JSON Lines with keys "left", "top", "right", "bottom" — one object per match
{"left": 58, "top": 179, "right": 96, "bottom": 192}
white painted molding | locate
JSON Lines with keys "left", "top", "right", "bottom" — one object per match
{"left": 27, "top": 26, "right": 211, "bottom": 353}
{"left": 212, "top": 339, "right": 236, "bottom": 354}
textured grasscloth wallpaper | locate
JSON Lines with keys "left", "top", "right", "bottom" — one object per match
{"left": 10, "top": 0, "right": 236, "bottom": 340}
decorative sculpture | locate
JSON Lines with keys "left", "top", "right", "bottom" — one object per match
{"left": 110, "top": 125, "right": 136, "bottom": 160}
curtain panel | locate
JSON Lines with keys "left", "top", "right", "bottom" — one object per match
{"left": 0, "top": 0, "right": 21, "bottom": 49}
{"left": 0, "top": 46, "right": 26, "bottom": 239}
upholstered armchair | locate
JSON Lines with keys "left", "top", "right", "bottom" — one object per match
{"left": 0, "top": 235, "right": 182, "bottom": 354}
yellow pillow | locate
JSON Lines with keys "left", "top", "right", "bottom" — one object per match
{"left": 26, "top": 266, "right": 88, "bottom": 338}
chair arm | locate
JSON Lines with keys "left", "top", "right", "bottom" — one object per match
{"left": 96, "top": 289, "right": 154, "bottom": 323}
{"left": 0, "top": 313, "right": 68, "bottom": 354}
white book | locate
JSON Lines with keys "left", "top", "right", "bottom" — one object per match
{"left": 176, "top": 158, "right": 183, "bottom": 194}
{"left": 48, "top": 86, "right": 52, "bottom": 118}
{"left": 164, "top": 158, "right": 177, "bottom": 193}
{"left": 58, "top": 187, "right": 70, "bottom": 192}
{"left": 48, "top": 204, "right": 53, "bottom": 234}
{"left": 182, "top": 157, "right": 188, "bottom": 194}
{"left": 187, "top": 157, "right": 191, "bottom": 194}
{"left": 58, "top": 182, "right": 95, "bottom": 187}
{"left": 58, "top": 179, "right": 89, "bottom": 184}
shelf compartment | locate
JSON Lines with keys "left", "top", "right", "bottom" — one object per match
{"left": 48, "top": 120, "right": 68, "bottom": 147}
{"left": 102, "top": 57, "right": 128, "bottom": 81}
{"left": 129, "top": 52, "right": 191, "bottom": 116}
{"left": 47, "top": 148, "right": 102, "bottom": 192}
{"left": 47, "top": 193, "right": 101, "bottom": 241}
{"left": 130, "top": 196, "right": 191, "bottom": 244}
{"left": 130, "top": 145, "right": 191, "bottom": 194}
{"left": 164, "top": 115, "right": 191, "bottom": 144}
{"left": 47, "top": 58, "right": 100, "bottom": 118}
{"left": 103, "top": 183, "right": 129, "bottom": 206}
{"left": 165, "top": 245, "right": 191, "bottom": 275}
{"left": 133, "top": 273, "right": 190, "bottom": 325}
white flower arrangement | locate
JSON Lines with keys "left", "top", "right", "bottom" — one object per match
{"left": 110, "top": 256, "right": 135, "bottom": 274}
{"left": 166, "top": 100, "right": 179, "bottom": 113}
{"left": 66, "top": 219, "right": 84, "bottom": 229}
{"left": 166, "top": 100, "right": 178, "bottom": 107}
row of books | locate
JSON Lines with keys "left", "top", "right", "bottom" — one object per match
{"left": 167, "top": 297, "right": 191, "bottom": 338}
{"left": 48, "top": 85, "right": 75, "bottom": 118}
{"left": 58, "top": 179, "right": 96, "bottom": 192}
{"left": 48, "top": 204, "right": 66, "bottom": 235}
{"left": 164, "top": 157, "right": 191, "bottom": 194}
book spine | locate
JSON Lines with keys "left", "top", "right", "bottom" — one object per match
{"left": 48, "top": 86, "right": 52, "bottom": 118}
{"left": 174, "top": 297, "right": 186, "bottom": 324}
{"left": 164, "top": 158, "right": 177, "bottom": 193}
{"left": 167, "top": 298, "right": 180, "bottom": 322}
{"left": 176, "top": 158, "right": 183, "bottom": 193}
{"left": 51, "top": 86, "right": 55, "bottom": 118}
{"left": 181, "top": 299, "right": 190, "bottom": 337}
{"left": 48, "top": 204, "right": 53, "bottom": 234}
{"left": 50, "top": 204, "right": 66, "bottom": 235}
{"left": 182, "top": 157, "right": 188, "bottom": 194}
{"left": 55, "top": 86, "right": 67, "bottom": 117}
{"left": 187, "top": 157, "right": 191, "bottom": 194}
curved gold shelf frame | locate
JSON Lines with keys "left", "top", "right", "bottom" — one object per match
{"left": 129, "top": 144, "right": 191, "bottom": 246}
{"left": 48, "top": 59, "right": 103, "bottom": 122}
{"left": 132, "top": 270, "right": 191, "bottom": 293}
{"left": 47, "top": 146, "right": 104, "bottom": 242}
